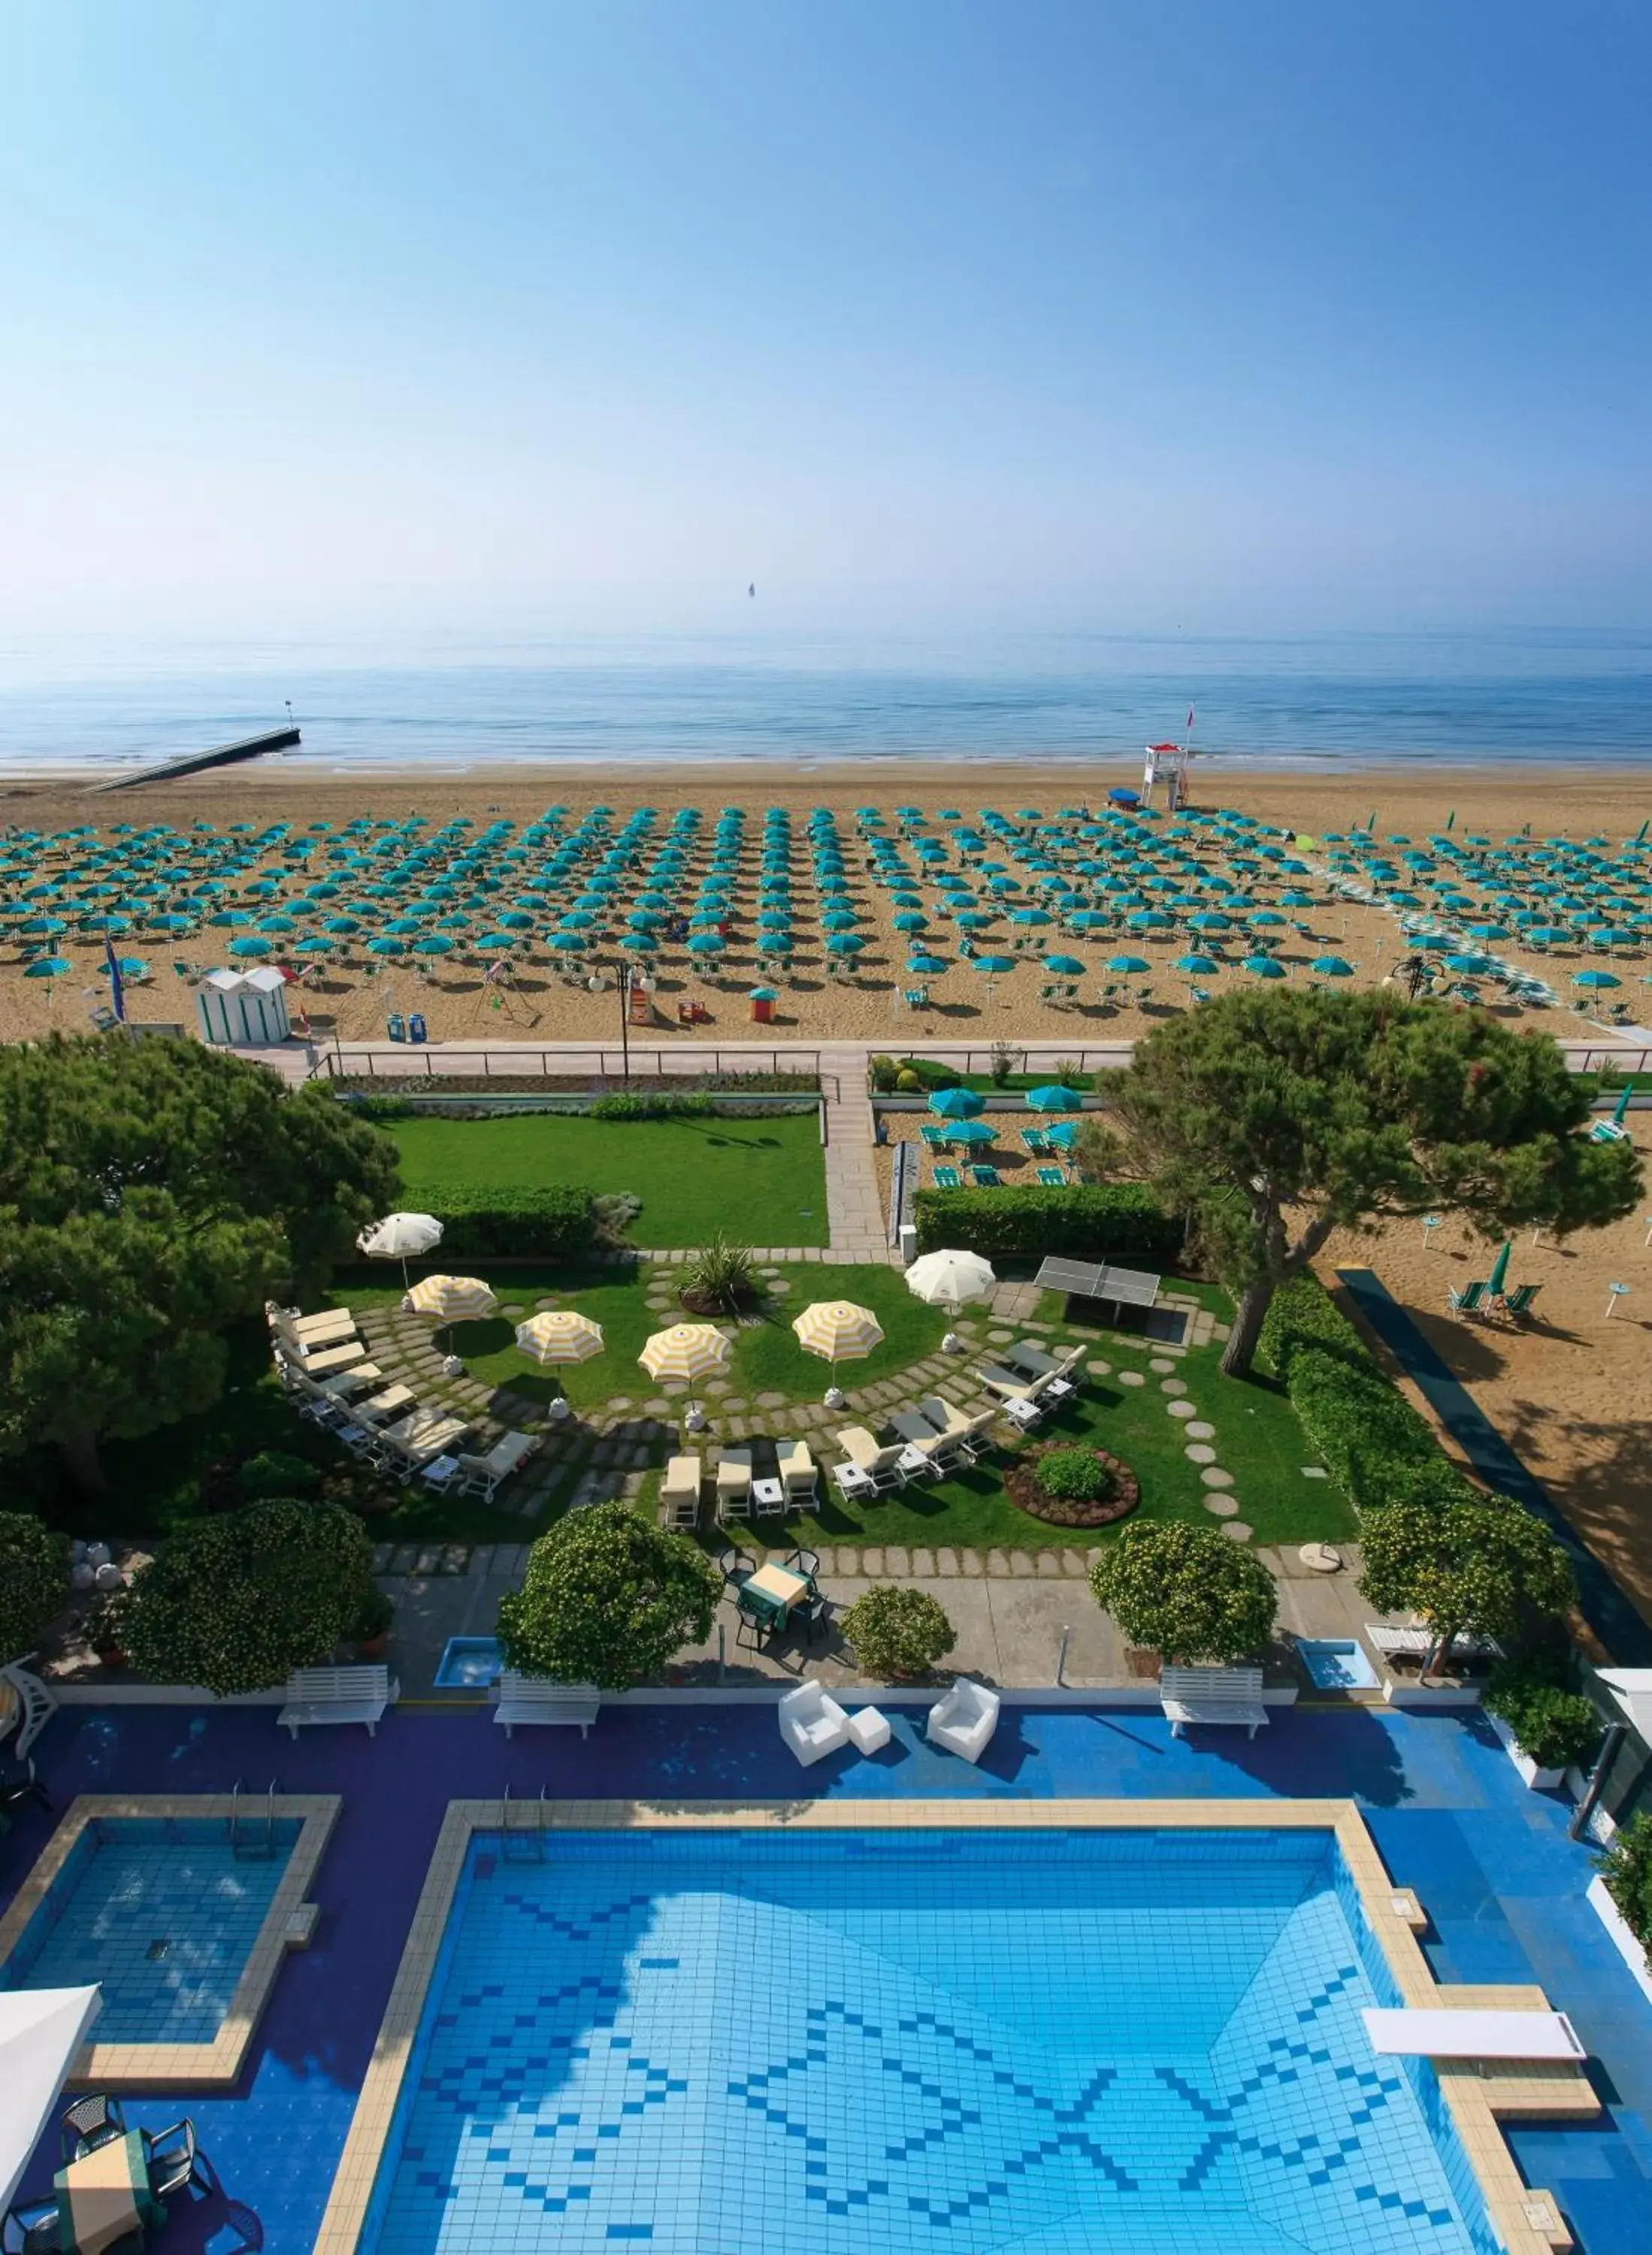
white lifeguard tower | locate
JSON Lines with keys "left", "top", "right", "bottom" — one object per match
{"left": 1141, "top": 731, "right": 1197, "bottom": 812}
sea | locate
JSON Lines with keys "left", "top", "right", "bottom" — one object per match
{"left": 2, "top": 626, "right": 1650, "bottom": 779}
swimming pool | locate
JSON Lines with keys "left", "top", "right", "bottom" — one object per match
{"left": 0, "top": 1815, "right": 303, "bottom": 2044}
{"left": 359, "top": 1825, "right": 1499, "bottom": 2255}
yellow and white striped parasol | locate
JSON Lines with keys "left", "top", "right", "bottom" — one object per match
{"left": 791, "top": 1300, "right": 884, "bottom": 1367}
{"left": 637, "top": 1324, "right": 731, "bottom": 1386}
{"left": 515, "top": 1309, "right": 605, "bottom": 1366}
{"left": 406, "top": 1273, "right": 498, "bottom": 1324}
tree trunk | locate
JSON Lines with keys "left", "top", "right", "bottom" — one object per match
{"left": 59, "top": 1426, "right": 107, "bottom": 1497}
{"left": 1221, "top": 1276, "right": 1275, "bottom": 1377}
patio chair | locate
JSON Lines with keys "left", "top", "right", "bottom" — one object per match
{"left": 715, "top": 1448, "right": 753, "bottom": 1515}
{"left": 661, "top": 1454, "right": 702, "bottom": 1530}
{"left": 932, "top": 1164, "right": 964, "bottom": 1190}
{"left": 785, "top": 1545, "right": 821, "bottom": 1579}
{"left": 1502, "top": 1282, "right": 1541, "bottom": 1318}
{"left": 777, "top": 1682, "right": 852, "bottom": 1767}
{"left": 1447, "top": 1281, "right": 1488, "bottom": 1315}
{"left": 2, "top": 2199, "right": 70, "bottom": 2254}
{"left": 926, "top": 1678, "right": 1000, "bottom": 1763}
{"left": 968, "top": 1164, "right": 1002, "bottom": 1188}
{"left": 59, "top": 2093, "right": 124, "bottom": 2163}
{"left": 1035, "top": 1165, "right": 1067, "bottom": 1187}
{"left": 778, "top": 1439, "right": 818, "bottom": 1506}
{"left": 143, "top": 2117, "right": 210, "bottom": 2199}
{"left": 716, "top": 1545, "right": 755, "bottom": 1586}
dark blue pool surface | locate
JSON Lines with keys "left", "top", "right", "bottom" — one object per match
{"left": 3, "top": 1700, "right": 1649, "bottom": 2253}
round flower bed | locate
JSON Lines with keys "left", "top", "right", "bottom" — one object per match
{"left": 1003, "top": 1441, "right": 1139, "bottom": 1528}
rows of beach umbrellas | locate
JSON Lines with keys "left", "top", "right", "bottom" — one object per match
{"left": 6, "top": 799, "right": 1647, "bottom": 1009}
{"left": 353, "top": 1212, "right": 997, "bottom": 1428}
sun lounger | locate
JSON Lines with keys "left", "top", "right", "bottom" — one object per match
{"left": 267, "top": 1302, "right": 356, "bottom": 1346}
{"left": 1160, "top": 1663, "right": 1268, "bottom": 1738}
{"left": 355, "top": 1384, "right": 417, "bottom": 1424}
{"left": 285, "top": 1338, "right": 367, "bottom": 1379}
{"left": 832, "top": 1427, "right": 909, "bottom": 1495}
{"left": 1036, "top": 1165, "right": 1067, "bottom": 1186}
{"left": 716, "top": 1448, "right": 754, "bottom": 1513}
{"left": 1003, "top": 1340, "right": 1084, "bottom": 1383}
{"left": 455, "top": 1430, "right": 540, "bottom": 1499}
{"left": 933, "top": 1164, "right": 963, "bottom": 1190}
{"left": 1364, "top": 1622, "right": 1504, "bottom": 1661}
{"left": 661, "top": 1454, "right": 703, "bottom": 1529}
{"left": 888, "top": 1409, "right": 967, "bottom": 1472}
{"left": 1021, "top": 1128, "right": 1051, "bottom": 1155}
{"left": 778, "top": 1439, "right": 818, "bottom": 1505}
{"left": 279, "top": 1663, "right": 398, "bottom": 1738}
{"left": 492, "top": 1672, "right": 601, "bottom": 1739}
{"left": 1361, "top": 2008, "right": 1586, "bottom": 2063}
{"left": 969, "top": 1164, "right": 1002, "bottom": 1188}
{"left": 317, "top": 1363, "right": 383, "bottom": 1396}
{"left": 1448, "top": 1281, "right": 1488, "bottom": 1315}
{"left": 379, "top": 1412, "right": 470, "bottom": 1466}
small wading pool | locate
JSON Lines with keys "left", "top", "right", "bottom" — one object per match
{"left": 0, "top": 1815, "right": 302, "bottom": 2045}
{"left": 1299, "top": 1638, "right": 1381, "bottom": 1690}
{"left": 356, "top": 1824, "right": 1500, "bottom": 2255}
{"left": 434, "top": 1636, "right": 504, "bottom": 1687}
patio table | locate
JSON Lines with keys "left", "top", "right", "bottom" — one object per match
{"left": 56, "top": 2129, "right": 159, "bottom": 2254}
{"left": 741, "top": 1561, "right": 809, "bottom": 1624}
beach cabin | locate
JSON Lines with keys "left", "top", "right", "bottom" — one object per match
{"left": 195, "top": 965, "right": 292, "bottom": 1045}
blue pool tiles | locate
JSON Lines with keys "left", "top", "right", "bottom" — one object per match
{"left": 2, "top": 1702, "right": 1650, "bottom": 2255}
{"left": 361, "top": 1829, "right": 1496, "bottom": 2255}
{"left": 2, "top": 1815, "right": 301, "bottom": 2043}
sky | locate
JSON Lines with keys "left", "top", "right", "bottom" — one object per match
{"left": 2, "top": 1, "right": 1649, "bottom": 643}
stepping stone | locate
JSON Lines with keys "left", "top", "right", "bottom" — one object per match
{"left": 722, "top": 1397, "right": 748, "bottom": 1413}
{"left": 703, "top": 1379, "right": 731, "bottom": 1396}
{"left": 1200, "top": 1467, "right": 1235, "bottom": 1489}
{"left": 1149, "top": 1358, "right": 1175, "bottom": 1374}
{"left": 1186, "top": 1421, "right": 1216, "bottom": 1439}
{"left": 534, "top": 1297, "right": 559, "bottom": 1309}
{"left": 501, "top": 1303, "right": 525, "bottom": 1318}
{"left": 985, "top": 1550, "right": 1012, "bottom": 1577}
{"left": 606, "top": 1396, "right": 634, "bottom": 1412}
{"left": 1009, "top": 1551, "right": 1036, "bottom": 1577}
{"left": 1220, "top": 1521, "right": 1254, "bottom": 1542}
{"left": 1117, "top": 1370, "right": 1146, "bottom": 1388}
{"left": 1185, "top": 1444, "right": 1217, "bottom": 1464}
{"left": 1301, "top": 1466, "right": 1329, "bottom": 1479}
{"left": 935, "top": 1548, "right": 960, "bottom": 1576}
{"left": 1160, "top": 1378, "right": 1188, "bottom": 1396}
{"left": 756, "top": 1391, "right": 788, "bottom": 1409}
{"left": 861, "top": 1548, "right": 884, "bottom": 1576}
{"left": 1203, "top": 1494, "right": 1239, "bottom": 1518}
{"left": 1035, "top": 1551, "right": 1063, "bottom": 1578}
{"left": 1166, "top": 1400, "right": 1197, "bottom": 1419}
{"left": 1060, "top": 1551, "right": 1089, "bottom": 1576}
{"left": 1087, "top": 1360, "right": 1112, "bottom": 1378}
{"left": 988, "top": 1329, "right": 1014, "bottom": 1345}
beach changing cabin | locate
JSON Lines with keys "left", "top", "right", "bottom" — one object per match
{"left": 195, "top": 965, "right": 292, "bottom": 1045}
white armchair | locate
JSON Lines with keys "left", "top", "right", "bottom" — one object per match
{"left": 777, "top": 1682, "right": 852, "bottom": 1767}
{"left": 926, "top": 1678, "right": 1000, "bottom": 1763}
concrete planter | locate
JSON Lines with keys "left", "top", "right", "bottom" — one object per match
{"left": 1587, "top": 1875, "right": 1652, "bottom": 2008}
{"left": 1487, "top": 1710, "right": 1565, "bottom": 1790}
{"left": 1382, "top": 1677, "right": 1482, "bottom": 1710}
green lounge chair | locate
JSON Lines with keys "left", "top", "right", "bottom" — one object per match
{"left": 933, "top": 1164, "right": 963, "bottom": 1190}
{"left": 969, "top": 1164, "right": 1002, "bottom": 1188}
{"left": 1502, "top": 1282, "right": 1541, "bottom": 1318}
{"left": 1036, "top": 1165, "right": 1066, "bottom": 1187}
{"left": 918, "top": 1123, "right": 949, "bottom": 1152}
{"left": 1448, "top": 1281, "right": 1487, "bottom": 1315}
{"left": 1021, "top": 1127, "right": 1050, "bottom": 1155}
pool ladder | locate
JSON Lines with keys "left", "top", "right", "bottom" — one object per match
{"left": 500, "top": 1784, "right": 549, "bottom": 1863}
{"left": 229, "top": 1778, "right": 279, "bottom": 1860}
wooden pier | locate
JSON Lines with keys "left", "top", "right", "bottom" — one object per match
{"left": 91, "top": 724, "right": 301, "bottom": 791}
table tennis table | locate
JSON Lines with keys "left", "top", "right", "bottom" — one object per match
{"left": 1033, "top": 1256, "right": 1161, "bottom": 1309}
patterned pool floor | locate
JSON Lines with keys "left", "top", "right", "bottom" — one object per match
{"left": 365, "top": 1830, "right": 1491, "bottom": 2255}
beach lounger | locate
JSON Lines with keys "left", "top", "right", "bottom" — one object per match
{"left": 285, "top": 1339, "right": 367, "bottom": 1379}
{"left": 968, "top": 1164, "right": 1002, "bottom": 1188}
{"left": 1035, "top": 1164, "right": 1067, "bottom": 1185}
{"left": 268, "top": 1303, "right": 356, "bottom": 1347}
{"left": 716, "top": 1448, "right": 754, "bottom": 1515}
{"left": 1501, "top": 1282, "right": 1541, "bottom": 1318}
{"left": 379, "top": 1411, "right": 470, "bottom": 1467}
{"left": 354, "top": 1384, "right": 417, "bottom": 1424}
{"left": 1364, "top": 1622, "right": 1505, "bottom": 1662}
{"left": 888, "top": 1409, "right": 967, "bottom": 1473}
{"left": 1447, "top": 1281, "right": 1487, "bottom": 1315}
{"left": 455, "top": 1431, "right": 540, "bottom": 1500}
{"left": 1021, "top": 1128, "right": 1051, "bottom": 1155}
{"left": 778, "top": 1439, "right": 818, "bottom": 1506}
{"left": 918, "top": 1124, "right": 950, "bottom": 1152}
{"left": 661, "top": 1454, "right": 703, "bottom": 1529}
{"left": 932, "top": 1164, "right": 963, "bottom": 1189}
{"left": 832, "top": 1427, "right": 909, "bottom": 1496}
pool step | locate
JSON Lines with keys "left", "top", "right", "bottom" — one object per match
{"left": 229, "top": 1777, "right": 280, "bottom": 1860}
{"left": 500, "top": 1784, "right": 549, "bottom": 1863}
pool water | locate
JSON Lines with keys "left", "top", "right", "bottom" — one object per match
{"left": 362, "top": 1828, "right": 1496, "bottom": 2255}
{"left": 1, "top": 1816, "right": 301, "bottom": 2044}
{"left": 1300, "top": 1639, "right": 1382, "bottom": 1690}
{"left": 434, "top": 1636, "right": 504, "bottom": 1687}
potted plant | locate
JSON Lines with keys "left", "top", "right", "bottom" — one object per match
{"left": 840, "top": 1587, "right": 955, "bottom": 1681}
{"left": 352, "top": 1586, "right": 395, "bottom": 1659}
{"left": 1484, "top": 1657, "right": 1600, "bottom": 1789}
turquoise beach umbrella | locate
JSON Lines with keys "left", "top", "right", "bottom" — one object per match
{"left": 928, "top": 1087, "right": 985, "bottom": 1118}
{"left": 1041, "top": 955, "right": 1085, "bottom": 976}
{"left": 1312, "top": 956, "right": 1354, "bottom": 977}
{"left": 1044, "top": 1121, "right": 1079, "bottom": 1150}
{"left": 365, "top": 937, "right": 404, "bottom": 957}
{"left": 549, "top": 932, "right": 588, "bottom": 953}
{"left": 23, "top": 955, "right": 71, "bottom": 977}
{"left": 1025, "top": 1085, "right": 1083, "bottom": 1112}
{"left": 1174, "top": 952, "right": 1218, "bottom": 974}
{"left": 687, "top": 932, "right": 725, "bottom": 954}
{"left": 973, "top": 953, "right": 1015, "bottom": 973}
{"left": 906, "top": 952, "right": 947, "bottom": 974}
{"left": 1243, "top": 955, "right": 1287, "bottom": 978}
{"left": 228, "top": 935, "right": 275, "bottom": 958}
{"left": 1574, "top": 969, "right": 1620, "bottom": 988}
{"left": 1106, "top": 954, "right": 1150, "bottom": 973}
{"left": 826, "top": 933, "right": 866, "bottom": 954}
{"left": 948, "top": 1118, "right": 997, "bottom": 1146}
{"left": 413, "top": 934, "right": 455, "bottom": 957}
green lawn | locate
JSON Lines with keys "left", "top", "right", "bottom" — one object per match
{"left": 389, "top": 1112, "right": 828, "bottom": 1246}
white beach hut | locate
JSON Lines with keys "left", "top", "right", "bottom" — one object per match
{"left": 195, "top": 966, "right": 292, "bottom": 1045}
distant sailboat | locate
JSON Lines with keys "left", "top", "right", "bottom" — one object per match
{"left": 749, "top": 583, "right": 755, "bottom": 598}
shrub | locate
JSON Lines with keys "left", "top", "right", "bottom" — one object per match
{"left": 351, "top": 1585, "right": 395, "bottom": 1643}
{"left": 0, "top": 1510, "right": 71, "bottom": 1665}
{"left": 891, "top": 1057, "right": 959, "bottom": 1090}
{"left": 869, "top": 1055, "right": 900, "bottom": 1093}
{"left": 1036, "top": 1449, "right": 1112, "bottom": 1505}
{"left": 497, "top": 1502, "right": 720, "bottom": 1689}
{"left": 989, "top": 1043, "right": 1017, "bottom": 1085}
{"left": 418, "top": 1183, "right": 596, "bottom": 1260}
{"left": 1089, "top": 1523, "right": 1277, "bottom": 1663}
{"left": 122, "top": 1498, "right": 377, "bottom": 1696}
{"left": 588, "top": 1092, "right": 713, "bottom": 1120}
{"left": 592, "top": 1191, "right": 642, "bottom": 1243}
{"left": 1486, "top": 1656, "right": 1601, "bottom": 1770}
{"left": 913, "top": 1182, "right": 1182, "bottom": 1265}
{"left": 1599, "top": 1813, "right": 1652, "bottom": 1959}
{"left": 1358, "top": 1494, "right": 1576, "bottom": 1669}
{"left": 678, "top": 1232, "right": 757, "bottom": 1314}
{"left": 239, "top": 1449, "right": 322, "bottom": 1500}
{"left": 894, "top": 1069, "right": 924, "bottom": 1092}
{"left": 840, "top": 1586, "right": 955, "bottom": 1678}
{"left": 1260, "top": 1274, "right": 1454, "bottom": 1508}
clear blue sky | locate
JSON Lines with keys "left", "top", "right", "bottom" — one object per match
{"left": 2, "top": 1, "right": 1647, "bottom": 640}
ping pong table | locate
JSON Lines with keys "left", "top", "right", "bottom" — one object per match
{"left": 1033, "top": 1256, "right": 1161, "bottom": 1309}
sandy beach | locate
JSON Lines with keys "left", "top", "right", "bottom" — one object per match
{"left": 5, "top": 761, "right": 1650, "bottom": 1051}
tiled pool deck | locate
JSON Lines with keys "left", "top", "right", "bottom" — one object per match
{"left": 3, "top": 1701, "right": 1650, "bottom": 2254}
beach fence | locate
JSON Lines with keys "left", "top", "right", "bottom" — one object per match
{"left": 310, "top": 1043, "right": 826, "bottom": 1083}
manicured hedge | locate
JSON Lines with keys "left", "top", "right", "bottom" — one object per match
{"left": 912, "top": 1183, "right": 1182, "bottom": 1265}
{"left": 1260, "top": 1273, "right": 1480, "bottom": 1510}
{"left": 419, "top": 1183, "right": 597, "bottom": 1260}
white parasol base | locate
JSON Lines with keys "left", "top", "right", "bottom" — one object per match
{"left": 441, "top": 1354, "right": 464, "bottom": 1376}
{"left": 824, "top": 1386, "right": 846, "bottom": 1410}
{"left": 684, "top": 1406, "right": 707, "bottom": 1433}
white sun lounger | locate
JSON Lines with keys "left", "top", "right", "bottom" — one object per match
{"left": 1362, "top": 2008, "right": 1586, "bottom": 2062}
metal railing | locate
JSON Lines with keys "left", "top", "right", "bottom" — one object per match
{"left": 312, "top": 1043, "right": 824, "bottom": 1082}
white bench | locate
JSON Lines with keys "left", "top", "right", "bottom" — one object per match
{"left": 278, "top": 1664, "right": 398, "bottom": 1737}
{"left": 1365, "top": 1622, "right": 1504, "bottom": 1662}
{"left": 493, "top": 1672, "right": 601, "bottom": 1738}
{"left": 1160, "top": 1663, "right": 1268, "bottom": 1739}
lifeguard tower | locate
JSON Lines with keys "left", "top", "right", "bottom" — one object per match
{"left": 1141, "top": 729, "right": 1197, "bottom": 812}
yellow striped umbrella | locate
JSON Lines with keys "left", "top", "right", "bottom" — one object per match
{"left": 791, "top": 1300, "right": 883, "bottom": 1402}
{"left": 515, "top": 1309, "right": 605, "bottom": 1365}
{"left": 406, "top": 1274, "right": 498, "bottom": 1324}
{"left": 637, "top": 1323, "right": 731, "bottom": 1386}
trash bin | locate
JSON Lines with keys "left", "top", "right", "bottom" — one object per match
{"left": 408, "top": 1012, "right": 428, "bottom": 1043}
{"left": 751, "top": 994, "right": 774, "bottom": 1024}
{"left": 386, "top": 1012, "right": 406, "bottom": 1043}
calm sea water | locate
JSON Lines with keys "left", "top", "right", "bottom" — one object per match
{"left": 2, "top": 627, "right": 1649, "bottom": 777}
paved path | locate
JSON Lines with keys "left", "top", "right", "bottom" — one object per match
{"left": 818, "top": 1041, "right": 890, "bottom": 1255}
{"left": 1338, "top": 1265, "right": 1652, "bottom": 1664}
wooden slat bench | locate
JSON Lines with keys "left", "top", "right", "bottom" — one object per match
{"left": 278, "top": 1663, "right": 398, "bottom": 1738}
{"left": 1160, "top": 1663, "right": 1268, "bottom": 1739}
{"left": 492, "top": 1672, "right": 601, "bottom": 1739}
